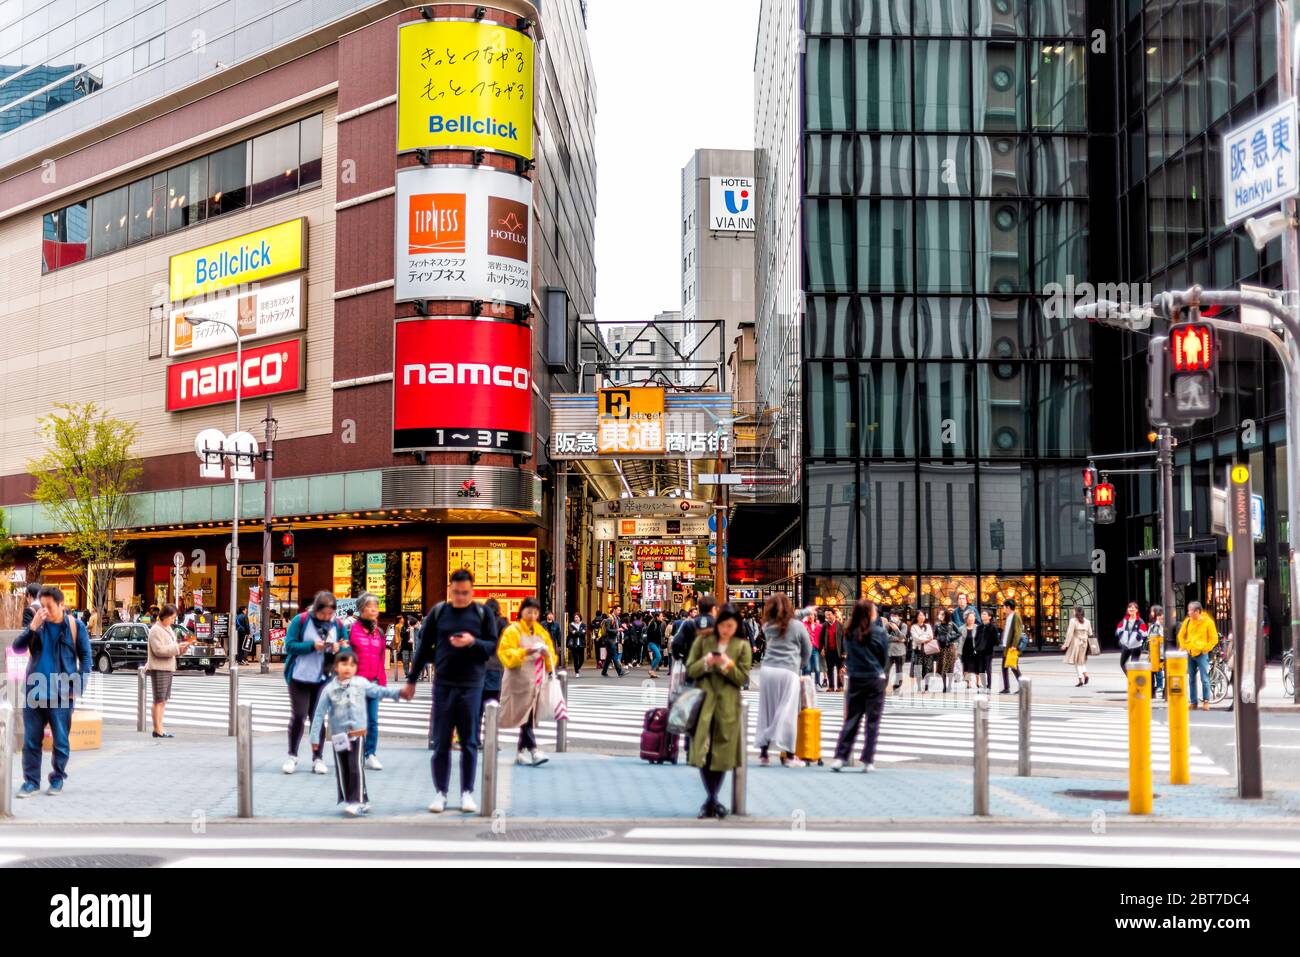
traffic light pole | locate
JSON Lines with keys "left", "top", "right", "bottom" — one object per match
{"left": 1277, "top": 0, "right": 1300, "bottom": 704}
{"left": 1158, "top": 427, "right": 1177, "bottom": 683}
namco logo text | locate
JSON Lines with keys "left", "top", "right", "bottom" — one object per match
{"left": 401, "top": 362, "right": 530, "bottom": 390}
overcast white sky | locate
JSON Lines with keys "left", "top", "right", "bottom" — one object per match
{"left": 587, "top": 0, "right": 761, "bottom": 322}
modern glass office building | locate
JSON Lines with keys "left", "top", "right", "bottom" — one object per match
{"left": 1111, "top": 0, "right": 1293, "bottom": 652}
{"left": 753, "top": 0, "right": 1111, "bottom": 643}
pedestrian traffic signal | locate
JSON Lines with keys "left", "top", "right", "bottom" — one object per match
{"left": 1082, "top": 464, "right": 1098, "bottom": 505}
{"left": 1163, "top": 320, "right": 1220, "bottom": 426}
{"left": 1094, "top": 482, "right": 1115, "bottom": 507}
{"left": 281, "top": 531, "right": 295, "bottom": 559}
{"left": 1093, "top": 480, "right": 1116, "bottom": 524}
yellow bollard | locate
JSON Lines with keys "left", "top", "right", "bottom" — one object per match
{"left": 1149, "top": 632, "right": 1162, "bottom": 676}
{"left": 1165, "top": 650, "right": 1190, "bottom": 785}
{"left": 1127, "top": 661, "right": 1153, "bottom": 814}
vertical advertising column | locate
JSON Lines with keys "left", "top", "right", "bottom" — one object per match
{"left": 392, "top": 9, "right": 539, "bottom": 462}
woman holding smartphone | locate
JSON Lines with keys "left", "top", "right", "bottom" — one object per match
{"left": 146, "top": 603, "right": 189, "bottom": 738}
{"left": 686, "top": 604, "right": 753, "bottom": 819}
{"left": 497, "top": 597, "right": 557, "bottom": 767}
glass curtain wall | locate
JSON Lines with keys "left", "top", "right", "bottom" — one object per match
{"left": 801, "top": 0, "right": 1095, "bottom": 643}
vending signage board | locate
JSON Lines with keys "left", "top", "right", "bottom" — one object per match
{"left": 169, "top": 277, "right": 305, "bottom": 358}
{"left": 396, "top": 19, "right": 535, "bottom": 159}
{"left": 394, "top": 164, "right": 532, "bottom": 306}
{"left": 392, "top": 318, "right": 533, "bottom": 453}
{"left": 165, "top": 337, "right": 306, "bottom": 412}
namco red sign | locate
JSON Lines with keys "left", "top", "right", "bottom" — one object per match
{"left": 166, "top": 338, "right": 306, "bottom": 412}
{"left": 393, "top": 318, "right": 533, "bottom": 455}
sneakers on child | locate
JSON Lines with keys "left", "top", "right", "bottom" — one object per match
{"left": 311, "top": 758, "right": 327, "bottom": 775}
{"left": 530, "top": 749, "right": 549, "bottom": 767}
{"left": 428, "top": 792, "right": 447, "bottom": 813}
{"left": 364, "top": 754, "right": 383, "bottom": 771}
{"left": 460, "top": 791, "right": 478, "bottom": 814}
{"left": 281, "top": 756, "right": 298, "bottom": 774}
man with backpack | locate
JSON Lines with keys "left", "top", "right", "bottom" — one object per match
{"left": 400, "top": 568, "right": 499, "bottom": 813}
{"left": 600, "top": 605, "right": 626, "bottom": 677}
{"left": 672, "top": 595, "right": 717, "bottom": 664}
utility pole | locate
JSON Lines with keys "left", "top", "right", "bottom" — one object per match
{"left": 260, "top": 404, "right": 276, "bottom": 676}
{"left": 713, "top": 441, "right": 726, "bottom": 602}
{"left": 1276, "top": 0, "right": 1300, "bottom": 704}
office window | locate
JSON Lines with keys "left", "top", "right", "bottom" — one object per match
{"left": 857, "top": 198, "right": 913, "bottom": 292}
{"left": 90, "top": 185, "right": 128, "bottom": 257}
{"left": 299, "top": 113, "right": 323, "bottom": 187}
{"left": 857, "top": 39, "right": 912, "bottom": 131}
{"left": 914, "top": 40, "right": 971, "bottom": 131}
{"left": 807, "top": 37, "right": 853, "bottom": 130}
{"left": 127, "top": 176, "right": 153, "bottom": 244}
{"left": 806, "top": 463, "right": 857, "bottom": 571}
{"left": 207, "top": 142, "right": 249, "bottom": 217}
{"left": 251, "top": 122, "right": 300, "bottom": 205}
{"left": 41, "top": 200, "right": 88, "bottom": 272}
{"left": 167, "top": 158, "right": 207, "bottom": 231}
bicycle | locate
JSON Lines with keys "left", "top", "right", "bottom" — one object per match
{"left": 1208, "top": 642, "right": 1233, "bottom": 705}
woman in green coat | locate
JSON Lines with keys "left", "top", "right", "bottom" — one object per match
{"left": 686, "top": 604, "right": 753, "bottom": 819}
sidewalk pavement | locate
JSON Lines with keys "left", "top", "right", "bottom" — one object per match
{"left": 6, "top": 732, "right": 1300, "bottom": 825}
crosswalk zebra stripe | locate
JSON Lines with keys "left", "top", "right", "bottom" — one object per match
{"left": 78, "top": 675, "right": 1228, "bottom": 774}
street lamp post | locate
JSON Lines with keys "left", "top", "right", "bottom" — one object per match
{"left": 187, "top": 314, "right": 243, "bottom": 735}
{"left": 260, "top": 405, "right": 277, "bottom": 676}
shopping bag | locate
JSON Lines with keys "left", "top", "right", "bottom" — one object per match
{"left": 667, "top": 687, "right": 704, "bottom": 735}
{"left": 539, "top": 672, "right": 567, "bottom": 722}
{"left": 799, "top": 674, "right": 818, "bottom": 710}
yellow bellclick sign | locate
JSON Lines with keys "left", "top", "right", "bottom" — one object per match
{"left": 397, "top": 19, "right": 535, "bottom": 159}
{"left": 168, "top": 218, "right": 307, "bottom": 302}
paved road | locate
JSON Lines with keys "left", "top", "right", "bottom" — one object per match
{"left": 1, "top": 821, "right": 1297, "bottom": 867}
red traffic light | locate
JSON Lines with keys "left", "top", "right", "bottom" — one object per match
{"left": 281, "top": 532, "right": 294, "bottom": 547}
{"left": 1170, "top": 324, "right": 1213, "bottom": 372}
{"left": 1082, "top": 466, "right": 1096, "bottom": 489}
{"left": 1093, "top": 482, "right": 1115, "bottom": 507}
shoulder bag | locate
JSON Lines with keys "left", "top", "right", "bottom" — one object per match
{"left": 667, "top": 686, "right": 704, "bottom": 735}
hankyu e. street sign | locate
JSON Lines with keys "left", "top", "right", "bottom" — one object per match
{"left": 1223, "top": 97, "right": 1299, "bottom": 226}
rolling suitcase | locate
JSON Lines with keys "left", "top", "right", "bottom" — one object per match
{"left": 640, "top": 707, "right": 679, "bottom": 764}
{"left": 795, "top": 708, "right": 822, "bottom": 765}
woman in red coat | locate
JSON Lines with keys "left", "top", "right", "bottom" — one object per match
{"left": 346, "top": 592, "right": 389, "bottom": 771}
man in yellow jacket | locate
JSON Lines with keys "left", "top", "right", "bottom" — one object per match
{"left": 1176, "top": 600, "right": 1219, "bottom": 710}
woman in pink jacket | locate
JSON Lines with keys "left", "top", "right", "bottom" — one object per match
{"left": 347, "top": 592, "right": 389, "bottom": 771}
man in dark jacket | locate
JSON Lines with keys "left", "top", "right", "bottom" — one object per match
{"left": 544, "top": 611, "right": 565, "bottom": 670}
{"left": 401, "top": 569, "right": 498, "bottom": 814}
{"left": 20, "top": 581, "right": 40, "bottom": 629}
{"left": 600, "top": 606, "right": 625, "bottom": 677}
{"left": 832, "top": 602, "right": 889, "bottom": 772}
{"left": 672, "top": 595, "right": 717, "bottom": 663}
{"left": 13, "top": 585, "right": 92, "bottom": 797}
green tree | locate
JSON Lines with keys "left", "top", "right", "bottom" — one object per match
{"left": 28, "top": 402, "right": 141, "bottom": 627}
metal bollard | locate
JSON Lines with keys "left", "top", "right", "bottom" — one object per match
{"left": 973, "top": 696, "right": 990, "bottom": 816}
{"left": 480, "top": 699, "right": 500, "bottom": 818}
{"left": 1166, "top": 651, "right": 1190, "bottom": 785}
{"left": 732, "top": 698, "right": 749, "bottom": 816}
{"left": 136, "top": 666, "right": 148, "bottom": 733}
{"left": 1017, "top": 677, "right": 1032, "bottom": 777}
{"left": 1127, "top": 661, "right": 1153, "bottom": 814}
{"left": 237, "top": 702, "right": 253, "bottom": 818}
{"left": 227, "top": 662, "right": 239, "bottom": 737}
{"left": 557, "top": 671, "right": 569, "bottom": 753}
{"left": 0, "top": 696, "right": 12, "bottom": 818}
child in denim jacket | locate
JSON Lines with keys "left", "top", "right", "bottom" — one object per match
{"left": 310, "top": 648, "right": 404, "bottom": 816}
